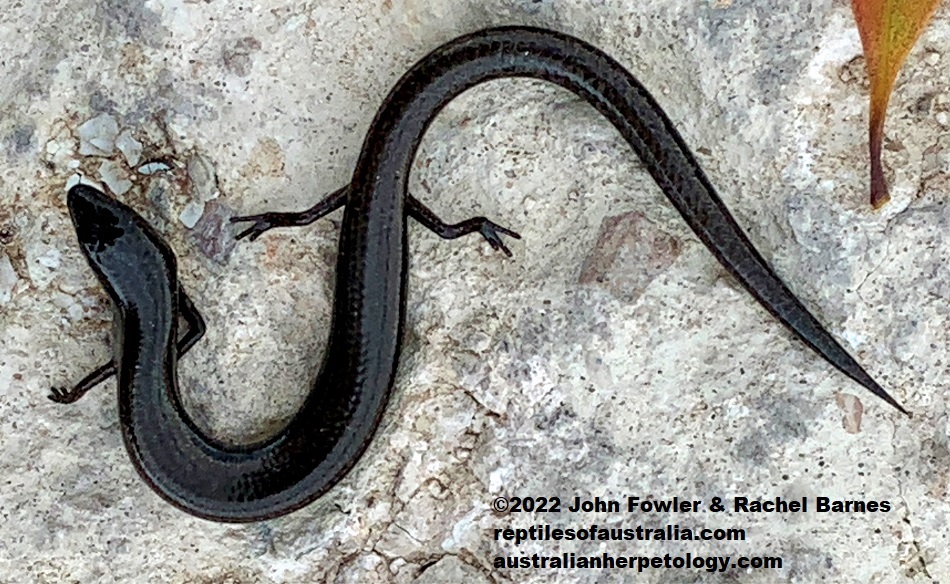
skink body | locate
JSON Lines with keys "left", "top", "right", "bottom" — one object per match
{"left": 59, "top": 26, "right": 905, "bottom": 522}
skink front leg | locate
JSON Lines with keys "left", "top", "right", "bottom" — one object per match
{"left": 49, "top": 287, "right": 206, "bottom": 404}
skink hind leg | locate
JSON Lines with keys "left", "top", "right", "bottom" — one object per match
{"left": 231, "top": 186, "right": 521, "bottom": 255}
{"left": 407, "top": 197, "right": 521, "bottom": 257}
{"left": 49, "top": 287, "right": 206, "bottom": 404}
{"left": 232, "top": 186, "right": 349, "bottom": 242}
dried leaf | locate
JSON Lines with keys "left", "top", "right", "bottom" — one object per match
{"left": 851, "top": 0, "right": 940, "bottom": 208}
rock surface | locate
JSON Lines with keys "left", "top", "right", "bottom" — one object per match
{"left": 1, "top": 1, "right": 948, "bottom": 582}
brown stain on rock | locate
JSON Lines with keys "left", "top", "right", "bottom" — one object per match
{"left": 222, "top": 36, "right": 262, "bottom": 77}
{"left": 191, "top": 201, "right": 237, "bottom": 264}
{"left": 579, "top": 211, "right": 681, "bottom": 303}
{"left": 242, "top": 138, "right": 286, "bottom": 180}
{"left": 834, "top": 392, "right": 864, "bottom": 434}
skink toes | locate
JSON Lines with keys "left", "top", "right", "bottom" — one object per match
{"left": 479, "top": 220, "right": 520, "bottom": 257}
{"left": 230, "top": 214, "right": 274, "bottom": 242}
{"left": 48, "top": 386, "right": 80, "bottom": 405}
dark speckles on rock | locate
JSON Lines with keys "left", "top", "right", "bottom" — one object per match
{"left": 838, "top": 55, "right": 867, "bottom": 86}
{"left": 89, "top": 87, "right": 120, "bottom": 114}
{"left": 97, "top": 0, "right": 166, "bottom": 45}
{"left": 223, "top": 37, "right": 262, "bottom": 77}
{"left": 579, "top": 211, "right": 681, "bottom": 303}
{"left": 734, "top": 395, "right": 815, "bottom": 465}
{"left": 499, "top": 0, "right": 559, "bottom": 16}
{"left": 191, "top": 201, "right": 237, "bottom": 264}
{"left": 145, "top": 179, "right": 173, "bottom": 218}
{"left": 155, "top": 68, "right": 177, "bottom": 97}
{"left": 780, "top": 542, "right": 840, "bottom": 582}
{"left": 188, "top": 568, "right": 263, "bottom": 584}
{"left": 414, "top": 556, "right": 490, "bottom": 584}
{"left": 0, "top": 224, "right": 15, "bottom": 246}
{"left": 699, "top": 0, "right": 829, "bottom": 104}
{"left": 5, "top": 123, "right": 34, "bottom": 157}
{"left": 782, "top": 192, "right": 856, "bottom": 322}
{"left": 915, "top": 434, "right": 950, "bottom": 499}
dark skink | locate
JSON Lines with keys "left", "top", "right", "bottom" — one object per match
{"left": 56, "top": 26, "right": 906, "bottom": 523}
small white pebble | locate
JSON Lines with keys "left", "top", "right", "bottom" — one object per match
{"left": 77, "top": 114, "right": 119, "bottom": 156}
{"left": 67, "top": 303, "right": 85, "bottom": 321}
{"left": 936, "top": 112, "right": 949, "bottom": 127}
{"left": 388, "top": 558, "right": 407, "bottom": 575}
{"left": 179, "top": 201, "right": 205, "bottom": 228}
{"left": 37, "top": 249, "right": 62, "bottom": 269}
{"left": 64, "top": 175, "right": 103, "bottom": 191}
{"left": 138, "top": 161, "right": 172, "bottom": 175}
{"left": 99, "top": 160, "right": 133, "bottom": 195}
{"left": 115, "top": 130, "right": 144, "bottom": 167}
{"left": 51, "top": 291, "right": 75, "bottom": 309}
{"left": 57, "top": 280, "right": 83, "bottom": 294}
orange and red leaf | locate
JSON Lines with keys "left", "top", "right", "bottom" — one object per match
{"left": 851, "top": 0, "right": 940, "bottom": 208}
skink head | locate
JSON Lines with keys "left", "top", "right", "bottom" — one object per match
{"left": 67, "top": 185, "right": 127, "bottom": 256}
{"left": 67, "top": 184, "right": 176, "bottom": 300}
